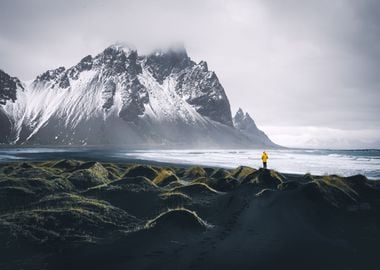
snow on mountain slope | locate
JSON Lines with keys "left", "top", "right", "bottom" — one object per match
{"left": 0, "top": 69, "right": 25, "bottom": 143}
{"left": 0, "top": 44, "right": 277, "bottom": 148}
{"left": 138, "top": 69, "right": 208, "bottom": 125}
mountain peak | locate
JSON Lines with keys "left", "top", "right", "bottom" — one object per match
{"left": 33, "top": 66, "right": 70, "bottom": 88}
{"left": 150, "top": 43, "right": 188, "bottom": 56}
{"left": 107, "top": 42, "right": 136, "bottom": 55}
{"left": 0, "top": 44, "right": 277, "bottom": 147}
{"left": 145, "top": 46, "right": 193, "bottom": 83}
{"left": 148, "top": 47, "right": 189, "bottom": 63}
{"left": 0, "top": 69, "right": 23, "bottom": 105}
{"left": 233, "top": 108, "right": 258, "bottom": 131}
{"left": 233, "top": 108, "right": 277, "bottom": 147}
{"left": 198, "top": 61, "right": 208, "bottom": 71}
{"left": 236, "top": 107, "right": 244, "bottom": 117}
{"left": 100, "top": 44, "right": 136, "bottom": 60}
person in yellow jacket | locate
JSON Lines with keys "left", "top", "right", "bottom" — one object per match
{"left": 261, "top": 151, "right": 268, "bottom": 169}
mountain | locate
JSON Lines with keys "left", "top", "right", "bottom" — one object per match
{"left": 0, "top": 44, "right": 277, "bottom": 148}
{"left": 233, "top": 108, "right": 277, "bottom": 148}
{"left": 0, "top": 69, "right": 24, "bottom": 143}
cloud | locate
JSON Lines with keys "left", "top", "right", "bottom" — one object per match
{"left": 0, "top": 0, "right": 379, "bottom": 148}
{"left": 264, "top": 126, "right": 380, "bottom": 149}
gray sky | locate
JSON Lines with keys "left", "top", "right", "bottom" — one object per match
{"left": 1, "top": 0, "right": 379, "bottom": 148}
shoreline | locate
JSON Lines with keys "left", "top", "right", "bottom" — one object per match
{"left": 1, "top": 147, "right": 379, "bottom": 180}
{"left": 0, "top": 157, "right": 378, "bottom": 181}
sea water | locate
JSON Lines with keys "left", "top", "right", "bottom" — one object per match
{"left": 0, "top": 148, "right": 379, "bottom": 179}
{"left": 121, "top": 149, "right": 380, "bottom": 179}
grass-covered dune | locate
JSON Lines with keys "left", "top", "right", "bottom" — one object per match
{"left": 0, "top": 160, "right": 379, "bottom": 270}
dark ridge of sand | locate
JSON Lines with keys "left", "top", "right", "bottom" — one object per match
{"left": 0, "top": 160, "right": 379, "bottom": 270}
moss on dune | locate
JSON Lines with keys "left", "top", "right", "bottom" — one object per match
{"left": 191, "top": 177, "right": 209, "bottom": 184}
{"left": 51, "top": 159, "right": 82, "bottom": 170}
{"left": 164, "top": 181, "right": 184, "bottom": 190}
{"left": 4, "top": 163, "right": 62, "bottom": 181}
{"left": 145, "top": 208, "right": 211, "bottom": 231}
{"left": 231, "top": 166, "right": 257, "bottom": 182}
{"left": 123, "top": 165, "right": 158, "bottom": 180}
{"left": 159, "top": 191, "right": 192, "bottom": 207}
{"left": 102, "top": 163, "right": 125, "bottom": 180}
{"left": 213, "top": 176, "right": 240, "bottom": 191}
{"left": 153, "top": 169, "right": 180, "bottom": 187}
{"left": 299, "top": 175, "right": 361, "bottom": 208}
{"left": 183, "top": 166, "right": 207, "bottom": 179}
{"left": 1, "top": 158, "right": 380, "bottom": 270}
{"left": 242, "top": 168, "right": 284, "bottom": 187}
{"left": 109, "top": 176, "right": 158, "bottom": 190}
{"left": 320, "top": 175, "right": 358, "bottom": 196}
{"left": 0, "top": 176, "right": 74, "bottom": 194}
{"left": 191, "top": 175, "right": 239, "bottom": 192}
{"left": 170, "top": 182, "right": 220, "bottom": 197}
{"left": 83, "top": 176, "right": 161, "bottom": 219}
{"left": 277, "top": 180, "right": 302, "bottom": 191}
{"left": 303, "top": 173, "right": 315, "bottom": 182}
{"left": 67, "top": 162, "right": 110, "bottom": 189}
{"left": 0, "top": 193, "right": 142, "bottom": 244}
{"left": 2, "top": 160, "right": 377, "bottom": 243}
{"left": 160, "top": 191, "right": 191, "bottom": 201}
{"left": 210, "top": 168, "right": 232, "bottom": 179}
{"left": 303, "top": 174, "right": 368, "bottom": 201}
{"left": 172, "top": 167, "right": 186, "bottom": 178}
{"left": 0, "top": 166, "right": 75, "bottom": 210}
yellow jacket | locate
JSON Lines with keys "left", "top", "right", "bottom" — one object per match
{"left": 261, "top": 152, "right": 268, "bottom": 162}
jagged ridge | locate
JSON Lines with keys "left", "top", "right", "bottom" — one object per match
{"left": 0, "top": 44, "right": 276, "bottom": 148}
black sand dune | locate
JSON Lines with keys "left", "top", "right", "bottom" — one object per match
{"left": 0, "top": 160, "right": 379, "bottom": 270}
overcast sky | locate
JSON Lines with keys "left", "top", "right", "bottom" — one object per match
{"left": 1, "top": 0, "right": 379, "bottom": 148}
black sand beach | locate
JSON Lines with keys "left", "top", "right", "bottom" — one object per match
{"left": 0, "top": 160, "right": 379, "bottom": 270}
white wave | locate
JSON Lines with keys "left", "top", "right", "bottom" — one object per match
{"left": 0, "top": 148, "right": 379, "bottom": 179}
{"left": 122, "top": 149, "right": 380, "bottom": 179}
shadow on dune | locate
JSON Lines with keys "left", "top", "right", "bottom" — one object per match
{"left": 0, "top": 160, "right": 379, "bottom": 270}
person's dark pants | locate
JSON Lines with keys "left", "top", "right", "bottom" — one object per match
{"left": 263, "top": 162, "right": 267, "bottom": 169}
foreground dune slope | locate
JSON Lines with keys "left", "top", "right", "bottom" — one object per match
{"left": 0, "top": 160, "right": 379, "bottom": 270}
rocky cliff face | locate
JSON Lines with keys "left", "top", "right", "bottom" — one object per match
{"left": 0, "top": 69, "right": 23, "bottom": 105}
{"left": 0, "top": 44, "right": 276, "bottom": 148}
{"left": 0, "top": 70, "right": 24, "bottom": 143}
{"left": 233, "top": 108, "right": 277, "bottom": 148}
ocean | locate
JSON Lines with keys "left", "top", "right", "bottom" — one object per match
{"left": 0, "top": 147, "right": 379, "bottom": 179}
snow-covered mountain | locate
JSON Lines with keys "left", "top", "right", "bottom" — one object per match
{"left": 0, "top": 44, "right": 276, "bottom": 148}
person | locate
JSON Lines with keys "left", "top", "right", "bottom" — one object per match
{"left": 261, "top": 151, "right": 268, "bottom": 169}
